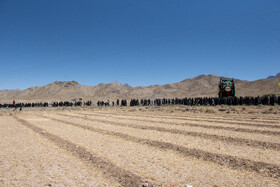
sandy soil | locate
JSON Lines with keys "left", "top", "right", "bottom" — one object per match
{"left": 42, "top": 113, "right": 280, "bottom": 165}
{"left": 0, "top": 117, "right": 119, "bottom": 187}
{"left": 0, "top": 105, "right": 280, "bottom": 186}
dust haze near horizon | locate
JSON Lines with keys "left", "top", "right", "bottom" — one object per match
{"left": 0, "top": 0, "right": 280, "bottom": 90}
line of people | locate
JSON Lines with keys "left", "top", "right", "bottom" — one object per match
{"left": 1, "top": 95, "right": 279, "bottom": 109}
{"left": 0, "top": 101, "right": 92, "bottom": 108}
{"left": 97, "top": 95, "right": 280, "bottom": 107}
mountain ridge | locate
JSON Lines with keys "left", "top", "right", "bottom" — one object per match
{"left": 267, "top": 73, "right": 280, "bottom": 79}
{"left": 0, "top": 74, "right": 279, "bottom": 103}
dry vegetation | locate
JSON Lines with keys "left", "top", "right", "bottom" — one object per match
{"left": 0, "top": 105, "right": 280, "bottom": 186}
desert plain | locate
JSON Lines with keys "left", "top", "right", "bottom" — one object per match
{"left": 0, "top": 105, "right": 280, "bottom": 186}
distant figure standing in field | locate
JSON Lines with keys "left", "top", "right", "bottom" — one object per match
{"left": 211, "top": 98, "right": 215, "bottom": 106}
{"left": 13, "top": 106, "right": 17, "bottom": 111}
{"left": 117, "top": 99, "right": 119, "bottom": 106}
{"left": 12, "top": 100, "right": 17, "bottom": 111}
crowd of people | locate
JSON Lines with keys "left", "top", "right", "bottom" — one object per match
{"left": 98, "top": 95, "right": 280, "bottom": 107}
{"left": 0, "top": 100, "right": 92, "bottom": 109}
{"left": 0, "top": 95, "right": 279, "bottom": 109}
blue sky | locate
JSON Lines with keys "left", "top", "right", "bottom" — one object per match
{"left": 0, "top": 0, "right": 279, "bottom": 90}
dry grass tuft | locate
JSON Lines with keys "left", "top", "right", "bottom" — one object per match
{"left": 218, "top": 108, "right": 227, "bottom": 112}
{"left": 205, "top": 108, "right": 216, "bottom": 113}
{"left": 128, "top": 109, "right": 137, "bottom": 112}
{"left": 262, "top": 107, "right": 276, "bottom": 114}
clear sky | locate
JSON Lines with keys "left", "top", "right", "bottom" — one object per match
{"left": 0, "top": 0, "right": 279, "bottom": 90}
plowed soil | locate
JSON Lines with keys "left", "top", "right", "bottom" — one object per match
{"left": 1, "top": 105, "right": 280, "bottom": 186}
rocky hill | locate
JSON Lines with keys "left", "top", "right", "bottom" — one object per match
{"left": 267, "top": 73, "right": 280, "bottom": 79}
{"left": 0, "top": 74, "right": 279, "bottom": 103}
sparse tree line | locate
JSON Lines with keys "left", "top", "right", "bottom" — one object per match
{"left": 0, "top": 95, "right": 279, "bottom": 109}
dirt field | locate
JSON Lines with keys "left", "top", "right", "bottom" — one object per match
{"left": 0, "top": 105, "right": 280, "bottom": 186}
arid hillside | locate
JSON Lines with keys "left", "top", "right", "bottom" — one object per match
{"left": 0, "top": 74, "right": 279, "bottom": 103}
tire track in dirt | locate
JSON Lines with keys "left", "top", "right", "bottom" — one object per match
{"left": 1, "top": 117, "right": 118, "bottom": 186}
{"left": 169, "top": 117, "right": 280, "bottom": 128}
{"left": 58, "top": 114, "right": 280, "bottom": 151}
{"left": 93, "top": 111, "right": 280, "bottom": 127}
{"left": 80, "top": 112, "right": 280, "bottom": 130}
{"left": 40, "top": 115, "right": 280, "bottom": 179}
{"left": 93, "top": 111, "right": 280, "bottom": 124}
{"left": 13, "top": 116, "right": 158, "bottom": 187}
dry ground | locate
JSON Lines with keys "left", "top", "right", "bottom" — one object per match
{"left": 0, "top": 105, "right": 280, "bottom": 186}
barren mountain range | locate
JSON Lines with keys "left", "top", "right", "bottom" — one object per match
{"left": 267, "top": 73, "right": 280, "bottom": 79}
{"left": 0, "top": 74, "right": 280, "bottom": 103}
